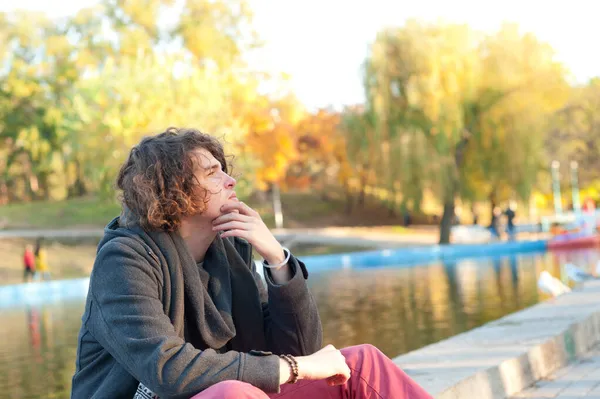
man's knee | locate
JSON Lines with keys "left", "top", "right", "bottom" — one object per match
{"left": 342, "top": 343, "right": 384, "bottom": 366}
{"left": 190, "top": 380, "right": 269, "bottom": 399}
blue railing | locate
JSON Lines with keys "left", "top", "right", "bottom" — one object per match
{"left": 298, "top": 239, "right": 547, "bottom": 272}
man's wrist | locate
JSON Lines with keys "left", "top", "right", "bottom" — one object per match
{"left": 279, "top": 358, "right": 293, "bottom": 385}
{"left": 264, "top": 247, "right": 286, "bottom": 266}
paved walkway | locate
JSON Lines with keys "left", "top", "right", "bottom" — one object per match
{"left": 0, "top": 226, "right": 547, "bottom": 248}
{"left": 511, "top": 346, "right": 600, "bottom": 399}
{"left": 0, "top": 227, "right": 440, "bottom": 248}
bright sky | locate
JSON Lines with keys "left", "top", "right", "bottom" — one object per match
{"left": 2, "top": 0, "right": 600, "bottom": 110}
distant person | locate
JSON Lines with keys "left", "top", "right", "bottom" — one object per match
{"left": 34, "top": 238, "right": 51, "bottom": 281}
{"left": 23, "top": 244, "right": 36, "bottom": 282}
{"left": 471, "top": 206, "right": 479, "bottom": 225}
{"left": 71, "top": 128, "right": 433, "bottom": 399}
{"left": 403, "top": 208, "right": 412, "bottom": 227}
{"left": 504, "top": 203, "right": 517, "bottom": 241}
{"left": 489, "top": 207, "right": 502, "bottom": 239}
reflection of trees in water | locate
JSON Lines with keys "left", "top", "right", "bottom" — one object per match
{"left": 310, "top": 252, "right": 564, "bottom": 359}
{"left": 442, "top": 260, "right": 467, "bottom": 334}
{"left": 310, "top": 268, "right": 410, "bottom": 356}
{"left": 0, "top": 302, "right": 83, "bottom": 399}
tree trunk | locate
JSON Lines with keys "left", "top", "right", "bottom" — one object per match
{"left": 439, "top": 133, "right": 471, "bottom": 244}
{"left": 38, "top": 172, "right": 50, "bottom": 200}
{"left": 439, "top": 200, "right": 455, "bottom": 244}
{"left": 488, "top": 190, "right": 497, "bottom": 227}
{"left": 357, "top": 167, "right": 368, "bottom": 209}
{"left": 343, "top": 182, "right": 353, "bottom": 215}
{"left": 388, "top": 205, "right": 396, "bottom": 217}
{"left": 271, "top": 183, "right": 284, "bottom": 229}
{"left": 345, "top": 194, "right": 353, "bottom": 215}
{"left": 74, "top": 158, "right": 87, "bottom": 197}
{"left": 357, "top": 187, "right": 366, "bottom": 208}
{"left": 0, "top": 179, "right": 8, "bottom": 205}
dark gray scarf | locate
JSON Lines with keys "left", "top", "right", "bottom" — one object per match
{"left": 118, "top": 209, "right": 268, "bottom": 352}
{"left": 148, "top": 229, "right": 268, "bottom": 352}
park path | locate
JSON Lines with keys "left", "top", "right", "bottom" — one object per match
{"left": 0, "top": 226, "right": 440, "bottom": 248}
{"left": 0, "top": 225, "right": 547, "bottom": 248}
{"left": 510, "top": 345, "right": 600, "bottom": 399}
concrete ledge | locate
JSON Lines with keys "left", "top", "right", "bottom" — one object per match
{"left": 393, "top": 280, "right": 600, "bottom": 399}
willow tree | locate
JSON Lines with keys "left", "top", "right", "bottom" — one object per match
{"left": 546, "top": 78, "right": 600, "bottom": 188}
{"left": 366, "top": 22, "right": 484, "bottom": 243}
{"left": 464, "top": 24, "right": 569, "bottom": 220}
{"left": 365, "top": 21, "right": 568, "bottom": 243}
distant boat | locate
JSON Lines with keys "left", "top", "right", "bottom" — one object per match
{"left": 548, "top": 233, "right": 600, "bottom": 250}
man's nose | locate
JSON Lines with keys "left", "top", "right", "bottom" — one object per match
{"left": 225, "top": 173, "right": 236, "bottom": 188}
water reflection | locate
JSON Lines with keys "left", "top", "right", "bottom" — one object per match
{"left": 1, "top": 249, "right": 600, "bottom": 398}
{"left": 309, "top": 249, "right": 600, "bottom": 358}
{"left": 0, "top": 302, "right": 83, "bottom": 399}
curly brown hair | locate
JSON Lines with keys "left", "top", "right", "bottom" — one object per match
{"left": 116, "top": 127, "right": 229, "bottom": 231}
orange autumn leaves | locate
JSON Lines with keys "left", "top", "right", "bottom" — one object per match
{"left": 244, "top": 103, "right": 346, "bottom": 191}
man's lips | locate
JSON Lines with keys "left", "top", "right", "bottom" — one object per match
{"left": 228, "top": 193, "right": 238, "bottom": 200}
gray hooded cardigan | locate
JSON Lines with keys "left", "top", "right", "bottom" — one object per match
{"left": 70, "top": 217, "right": 322, "bottom": 399}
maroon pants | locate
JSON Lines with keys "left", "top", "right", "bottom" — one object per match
{"left": 190, "top": 344, "right": 432, "bottom": 399}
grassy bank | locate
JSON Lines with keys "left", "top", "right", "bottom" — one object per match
{"left": 0, "top": 197, "right": 120, "bottom": 229}
{"left": 0, "top": 193, "right": 418, "bottom": 230}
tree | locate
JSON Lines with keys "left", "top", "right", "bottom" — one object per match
{"left": 0, "top": 0, "right": 272, "bottom": 204}
{"left": 546, "top": 78, "right": 600, "bottom": 189}
{"left": 364, "top": 21, "right": 568, "bottom": 243}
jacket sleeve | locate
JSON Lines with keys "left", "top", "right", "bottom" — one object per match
{"left": 251, "top": 252, "right": 323, "bottom": 356}
{"left": 86, "top": 238, "right": 281, "bottom": 399}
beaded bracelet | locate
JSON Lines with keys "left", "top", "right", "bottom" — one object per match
{"left": 279, "top": 354, "right": 299, "bottom": 384}
{"left": 262, "top": 247, "right": 291, "bottom": 269}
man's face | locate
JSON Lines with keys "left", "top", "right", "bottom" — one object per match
{"left": 191, "top": 148, "right": 237, "bottom": 222}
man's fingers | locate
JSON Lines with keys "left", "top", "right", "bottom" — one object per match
{"left": 326, "top": 374, "right": 349, "bottom": 386}
{"left": 220, "top": 201, "right": 258, "bottom": 217}
{"left": 213, "top": 221, "right": 247, "bottom": 231}
{"left": 212, "top": 212, "right": 251, "bottom": 226}
{"left": 219, "top": 229, "right": 248, "bottom": 239}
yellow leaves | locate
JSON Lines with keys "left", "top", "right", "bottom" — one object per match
{"left": 43, "top": 108, "right": 63, "bottom": 127}
{"left": 45, "top": 36, "right": 70, "bottom": 57}
{"left": 177, "top": 0, "right": 255, "bottom": 69}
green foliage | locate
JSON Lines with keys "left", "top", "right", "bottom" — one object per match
{"left": 0, "top": 6, "right": 595, "bottom": 242}
{"left": 361, "top": 20, "right": 571, "bottom": 242}
{"left": 0, "top": 0, "right": 263, "bottom": 204}
{"left": 546, "top": 78, "right": 600, "bottom": 187}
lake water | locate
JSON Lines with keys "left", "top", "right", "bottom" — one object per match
{"left": 1, "top": 248, "right": 599, "bottom": 399}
